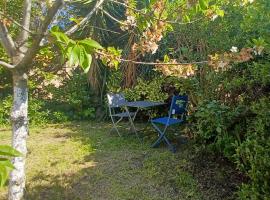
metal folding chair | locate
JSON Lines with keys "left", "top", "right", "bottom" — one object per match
{"left": 107, "top": 93, "right": 135, "bottom": 136}
{"left": 151, "top": 95, "right": 188, "bottom": 152}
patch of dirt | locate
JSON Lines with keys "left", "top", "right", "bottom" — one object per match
{"left": 185, "top": 150, "right": 248, "bottom": 200}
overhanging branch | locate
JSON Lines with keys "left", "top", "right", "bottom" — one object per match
{"left": 0, "top": 21, "right": 17, "bottom": 57}
{"left": 65, "top": 0, "right": 106, "bottom": 36}
{"left": 0, "top": 11, "right": 34, "bottom": 36}
{"left": 16, "top": 0, "right": 32, "bottom": 45}
{"left": 101, "top": 9, "right": 127, "bottom": 25}
{"left": 109, "top": 0, "right": 204, "bottom": 25}
{"left": 17, "top": 0, "right": 64, "bottom": 70}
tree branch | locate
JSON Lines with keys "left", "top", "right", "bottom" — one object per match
{"left": 109, "top": 0, "right": 203, "bottom": 25}
{"left": 97, "top": 51, "right": 208, "bottom": 66}
{"left": 0, "top": 21, "right": 17, "bottom": 57}
{"left": 119, "top": 58, "right": 208, "bottom": 66}
{"left": 65, "top": 0, "right": 106, "bottom": 36}
{"left": 17, "top": 0, "right": 64, "bottom": 70}
{"left": 0, "top": 11, "right": 34, "bottom": 36}
{"left": 0, "top": 60, "right": 15, "bottom": 69}
{"left": 101, "top": 9, "right": 129, "bottom": 25}
{"left": 16, "top": 0, "right": 32, "bottom": 45}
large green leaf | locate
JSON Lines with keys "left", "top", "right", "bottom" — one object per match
{"left": 83, "top": 54, "right": 92, "bottom": 73}
{"left": 51, "top": 31, "right": 70, "bottom": 44}
{"left": 0, "top": 145, "right": 21, "bottom": 157}
{"left": 0, "top": 158, "right": 14, "bottom": 169}
{"left": 0, "top": 146, "right": 19, "bottom": 187}
{"left": 80, "top": 48, "right": 92, "bottom": 73}
{"left": 0, "top": 164, "right": 8, "bottom": 187}
{"left": 69, "top": 45, "right": 81, "bottom": 66}
{"left": 79, "top": 39, "right": 103, "bottom": 51}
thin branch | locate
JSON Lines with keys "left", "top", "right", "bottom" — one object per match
{"left": 0, "top": 60, "right": 15, "bottom": 69}
{"left": 65, "top": 0, "right": 106, "bottom": 36}
{"left": 17, "top": 0, "right": 32, "bottom": 45}
{"left": 0, "top": 21, "right": 17, "bottom": 57}
{"left": 97, "top": 51, "right": 208, "bottom": 66}
{"left": 120, "top": 59, "right": 208, "bottom": 66}
{"left": 109, "top": 0, "right": 203, "bottom": 25}
{"left": 17, "top": 0, "right": 64, "bottom": 70}
{"left": 0, "top": 11, "right": 34, "bottom": 36}
{"left": 101, "top": 9, "right": 128, "bottom": 25}
{"left": 89, "top": 25, "right": 121, "bottom": 34}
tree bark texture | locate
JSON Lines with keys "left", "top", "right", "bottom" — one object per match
{"left": 8, "top": 70, "right": 28, "bottom": 200}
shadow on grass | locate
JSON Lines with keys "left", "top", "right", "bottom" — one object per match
{"left": 1, "top": 121, "right": 244, "bottom": 200}
{"left": 22, "top": 122, "right": 204, "bottom": 200}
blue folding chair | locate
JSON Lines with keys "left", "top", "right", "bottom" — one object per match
{"left": 151, "top": 95, "right": 188, "bottom": 153}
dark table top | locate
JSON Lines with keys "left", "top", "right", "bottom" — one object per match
{"left": 125, "top": 101, "right": 166, "bottom": 108}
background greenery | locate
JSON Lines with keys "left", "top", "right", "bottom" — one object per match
{"left": 0, "top": 0, "right": 269, "bottom": 198}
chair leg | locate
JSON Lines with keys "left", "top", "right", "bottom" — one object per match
{"left": 151, "top": 123, "right": 175, "bottom": 152}
{"left": 151, "top": 123, "right": 167, "bottom": 147}
{"left": 163, "top": 135, "right": 176, "bottom": 153}
{"left": 110, "top": 116, "right": 123, "bottom": 137}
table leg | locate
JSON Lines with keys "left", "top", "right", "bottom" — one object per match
{"left": 124, "top": 106, "right": 142, "bottom": 142}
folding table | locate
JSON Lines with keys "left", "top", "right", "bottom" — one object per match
{"left": 124, "top": 101, "right": 166, "bottom": 140}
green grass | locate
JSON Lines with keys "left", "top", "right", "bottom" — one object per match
{"left": 0, "top": 122, "right": 237, "bottom": 200}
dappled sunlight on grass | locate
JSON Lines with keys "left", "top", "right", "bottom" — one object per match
{"left": 0, "top": 122, "right": 239, "bottom": 200}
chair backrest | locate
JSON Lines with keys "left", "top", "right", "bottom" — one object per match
{"left": 169, "top": 95, "right": 188, "bottom": 117}
{"left": 107, "top": 93, "right": 127, "bottom": 108}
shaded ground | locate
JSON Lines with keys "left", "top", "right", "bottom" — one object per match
{"left": 0, "top": 122, "right": 243, "bottom": 200}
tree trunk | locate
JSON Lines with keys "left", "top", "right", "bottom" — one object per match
{"left": 8, "top": 70, "right": 28, "bottom": 200}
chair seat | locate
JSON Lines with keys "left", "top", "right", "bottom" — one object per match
{"left": 111, "top": 112, "right": 135, "bottom": 118}
{"left": 151, "top": 117, "right": 183, "bottom": 125}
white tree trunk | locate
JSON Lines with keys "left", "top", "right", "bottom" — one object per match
{"left": 8, "top": 70, "right": 28, "bottom": 200}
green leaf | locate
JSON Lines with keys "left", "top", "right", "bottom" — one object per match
{"left": 0, "top": 159, "right": 15, "bottom": 187}
{"left": 216, "top": 127, "right": 222, "bottom": 133}
{"left": 69, "top": 17, "right": 81, "bottom": 24}
{"left": 216, "top": 9, "right": 224, "bottom": 17}
{"left": 164, "top": 54, "right": 170, "bottom": 62}
{"left": 83, "top": 54, "right": 92, "bottom": 73}
{"left": 183, "top": 15, "right": 190, "bottom": 23}
{"left": 69, "top": 45, "right": 81, "bottom": 66}
{"left": 0, "top": 145, "right": 21, "bottom": 157}
{"left": 76, "top": 46, "right": 92, "bottom": 73}
{"left": 0, "top": 164, "right": 8, "bottom": 187}
{"left": 50, "top": 26, "right": 60, "bottom": 32}
{"left": 51, "top": 31, "right": 70, "bottom": 44}
{"left": 0, "top": 159, "right": 14, "bottom": 170}
{"left": 79, "top": 39, "right": 103, "bottom": 50}
{"left": 199, "top": 0, "right": 208, "bottom": 10}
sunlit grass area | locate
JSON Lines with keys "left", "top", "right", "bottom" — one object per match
{"left": 0, "top": 122, "right": 239, "bottom": 200}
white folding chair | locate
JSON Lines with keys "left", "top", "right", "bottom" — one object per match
{"left": 107, "top": 93, "right": 135, "bottom": 136}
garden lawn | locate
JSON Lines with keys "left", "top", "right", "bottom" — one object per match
{"left": 0, "top": 122, "right": 240, "bottom": 200}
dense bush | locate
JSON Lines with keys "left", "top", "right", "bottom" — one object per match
{"left": 124, "top": 77, "right": 168, "bottom": 102}
{"left": 0, "top": 0, "right": 269, "bottom": 198}
{"left": 0, "top": 70, "right": 96, "bottom": 125}
{"left": 235, "top": 98, "right": 270, "bottom": 199}
{"left": 0, "top": 95, "right": 50, "bottom": 125}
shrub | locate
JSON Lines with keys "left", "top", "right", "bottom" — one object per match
{"left": 124, "top": 77, "right": 168, "bottom": 102}
{"left": 0, "top": 95, "right": 50, "bottom": 125}
{"left": 235, "top": 98, "right": 270, "bottom": 199}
